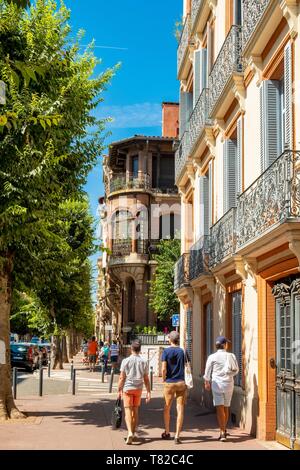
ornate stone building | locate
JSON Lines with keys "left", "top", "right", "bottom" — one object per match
{"left": 176, "top": 0, "right": 300, "bottom": 449}
{"left": 97, "top": 103, "right": 181, "bottom": 344}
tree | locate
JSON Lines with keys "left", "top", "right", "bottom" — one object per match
{"left": 0, "top": 0, "right": 116, "bottom": 420}
{"left": 148, "top": 239, "right": 181, "bottom": 321}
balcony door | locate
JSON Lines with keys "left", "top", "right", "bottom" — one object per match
{"left": 273, "top": 277, "right": 300, "bottom": 450}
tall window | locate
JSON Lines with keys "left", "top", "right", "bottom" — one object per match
{"left": 159, "top": 213, "right": 175, "bottom": 240}
{"left": 113, "top": 210, "right": 132, "bottom": 240}
{"left": 127, "top": 279, "right": 136, "bottom": 323}
{"left": 132, "top": 156, "right": 139, "bottom": 178}
{"left": 231, "top": 291, "right": 242, "bottom": 387}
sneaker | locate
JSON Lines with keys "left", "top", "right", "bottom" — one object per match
{"left": 125, "top": 435, "right": 133, "bottom": 445}
{"left": 174, "top": 437, "right": 182, "bottom": 445}
{"left": 220, "top": 432, "right": 227, "bottom": 442}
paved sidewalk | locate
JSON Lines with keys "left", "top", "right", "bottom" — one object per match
{"left": 0, "top": 390, "right": 283, "bottom": 450}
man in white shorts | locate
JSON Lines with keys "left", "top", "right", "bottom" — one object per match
{"left": 203, "top": 336, "right": 239, "bottom": 442}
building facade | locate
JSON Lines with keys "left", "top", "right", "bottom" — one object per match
{"left": 97, "top": 103, "right": 181, "bottom": 344}
{"left": 175, "top": 0, "right": 300, "bottom": 449}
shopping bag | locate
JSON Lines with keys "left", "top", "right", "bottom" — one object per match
{"left": 184, "top": 351, "right": 193, "bottom": 389}
{"left": 111, "top": 398, "right": 122, "bottom": 429}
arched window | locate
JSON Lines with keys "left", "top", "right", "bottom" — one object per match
{"left": 127, "top": 279, "right": 136, "bottom": 323}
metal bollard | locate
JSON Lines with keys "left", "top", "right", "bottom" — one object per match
{"left": 101, "top": 363, "right": 105, "bottom": 383}
{"left": 39, "top": 365, "right": 43, "bottom": 397}
{"left": 150, "top": 366, "right": 153, "bottom": 391}
{"left": 70, "top": 360, "right": 74, "bottom": 380}
{"left": 109, "top": 369, "right": 114, "bottom": 393}
{"left": 47, "top": 354, "right": 51, "bottom": 378}
{"left": 12, "top": 367, "right": 17, "bottom": 400}
{"left": 72, "top": 369, "right": 76, "bottom": 395}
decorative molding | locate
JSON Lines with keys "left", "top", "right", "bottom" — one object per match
{"left": 288, "top": 238, "right": 300, "bottom": 268}
{"left": 232, "top": 75, "right": 246, "bottom": 112}
{"left": 244, "top": 257, "right": 258, "bottom": 288}
{"left": 249, "top": 55, "right": 264, "bottom": 86}
{"left": 280, "top": 0, "right": 299, "bottom": 37}
{"left": 233, "top": 256, "right": 247, "bottom": 281}
{"left": 214, "top": 273, "right": 227, "bottom": 290}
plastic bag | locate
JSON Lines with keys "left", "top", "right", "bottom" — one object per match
{"left": 111, "top": 398, "right": 122, "bottom": 429}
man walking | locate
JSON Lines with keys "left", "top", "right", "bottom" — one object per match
{"left": 203, "top": 336, "right": 239, "bottom": 442}
{"left": 110, "top": 339, "right": 119, "bottom": 371}
{"left": 161, "top": 331, "right": 187, "bottom": 444}
{"left": 117, "top": 339, "right": 151, "bottom": 445}
{"left": 88, "top": 336, "right": 98, "bottom": 372}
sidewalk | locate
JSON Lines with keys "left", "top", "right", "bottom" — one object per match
{"left": 0, "top": 390, "right": 283, "bottom": 450}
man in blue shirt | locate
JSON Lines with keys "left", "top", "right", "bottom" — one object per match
{"left": 161, "top": 331, "right": 187, "bottom": 444}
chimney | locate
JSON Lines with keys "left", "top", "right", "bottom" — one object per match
{"left": 162, "top": 102, "right": 179, "bottom": 138}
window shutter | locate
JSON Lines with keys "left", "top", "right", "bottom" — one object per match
{"left": 223, "top": 140, "right": 237, "bottom": 213}
{"left": 200, "top": 175, "right": 209, "bottom": 236}
{"left": 186, "top": 308, "right": 193, "bottom": 364}
{"left": 193, "top": 50, "right": 201, "bottom": 108}
{"left": 284, "top": 42, "right": 293, "bottom": 150}
{"left": 237, "top": 117, "right": 243, "bottom": 195}
{"left": 232, "top": 292, "right": 242, "bottom": 387}
{"left": 200, "top": 48, "right": 208, "bottom": 94}
{"left": 208, "top": 160, "right": 213, "bottom": 228}
{"left": 179, "top": 91, "right": 188, "bottom": 138}
{"left": 194, "top": 173, "right": 201, "bottom": 240}
{"left": 260, "top": 80, "right": 281, "bottom": 173}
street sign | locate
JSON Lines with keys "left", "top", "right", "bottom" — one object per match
{"left": 172, "top": 314, "right": 180, "bottom": 327}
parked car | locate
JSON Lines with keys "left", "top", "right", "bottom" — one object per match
{"left": 30, "top": 336, "right": 40, "bottom": 344}
{"left": 10, "top": 343, "right": 35, "bottom": 372}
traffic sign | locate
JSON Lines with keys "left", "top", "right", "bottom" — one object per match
{"left": 172, "top": 314, "right": 180, "bottom": 327}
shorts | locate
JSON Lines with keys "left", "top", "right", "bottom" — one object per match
{"left": 164, "top": 381, "right": 187, "bottom": 406}
{"left": 89, "top": 354, "right": 97, "bottom": 363}
{"left": 123, "top": 389, "right": 143, "bottom": 408}
{"left": 212, "top": 389, "right": 233, "bottom": 407}
{"left": 110, "top": 356, "right": 118, "bottom": 363}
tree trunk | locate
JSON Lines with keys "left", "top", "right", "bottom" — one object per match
{"left": 52, "top": 335, "right": 63, "bottom": 369}
{"left": 0, "top": 254, "right": 26, "bottom": 421}
{"left": 66, "top": 332, "right": 73, "bottom": 360}
{"left": 61, "top": 335, "right": 69, "bottom": 363}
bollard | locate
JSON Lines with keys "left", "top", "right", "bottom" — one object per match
{"left": 101, "top": 363, "right": 105, "bottom": 383}
{"left": 12, "top": 367, "right": 17, "bottom": 400}
{"left": 72, "top": 369, "right": 76, "bottom": 395}
{"left": 70, "top": 360, "right": 74, "bottom": 380}
{"left": 39, "top": 365, "right": 43, "bottom": 397}
{"left": 109, "top": 369, "right": 114, "bottom": 393}
{"left": 150, "top": 366, "right": 153, "bottom": 391}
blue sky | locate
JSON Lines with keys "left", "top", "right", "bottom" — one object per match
{"left": 65, "top": 0, "right": 182, "bottom": 297}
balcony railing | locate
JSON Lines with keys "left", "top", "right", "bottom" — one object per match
{"left": 242, "top": 0, "right": 271, "bottom": 50}
{"left": 174, "top": 253, "right": 190, "bottom": 291}
{"left": 177, "top": 14, "right": 191, "bottom": 75}
{"left": 236, "top": 150, "right": 300, "bottom": 250}
{"left": 112, "top": 240, "right": 132, "bottom": 256}
{"left": 191, "top": 0, "right": 205, "bottom": 31}
{"left": 175, "top": 130, "right": 190, "bottom": 182}
{"left": 109, "top": 173, "right": 151, "bottom": 194}
{"left": 189, "top": 88, "right": 211, "bottom": 153}
{"left": 209, "top": 208, "right": 236, "bottom": 268}
{"left": 208, "top": 25, "right": 244, "bottom": 116}
{"left": 189, "top": 235, "right": 210, "bottom": 281}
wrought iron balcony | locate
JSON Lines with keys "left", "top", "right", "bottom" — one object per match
{"left": 189, "top": 88, "right": 212, "bottom": 153}
{"left": 189, "top": 235, "right": 210, "bottom": 281}
{"left": 242, "top": 0, "right": 271, "bottom": 50}
{"left": 208, "top": 25, "right": 244, "bottom": 116}
{"left": 236, "top": 150, "right": 300, "bottom": 250}
{"left": 177, "top": 14, "right": 191, "bottom": 76}
{"left": 209, "top": 208, "right": 236, "bottom": 268}
{"left": 111, "top": 239, "right": 132, "bottom": 256}
{"left": 109, "top": 173, "right": 151, "bottom": 194}
{"left": 174, "top": 253, "right": 190, "bottom": 291}
{"left": 191, "top": 0, "right": 205, "bottom": 32}
{"left": 175, "top": 130, "right": 190, "bottom": 182}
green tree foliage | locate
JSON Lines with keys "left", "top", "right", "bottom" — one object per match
{"left": 148, "top": 239, "right": 181, "bottom": 321}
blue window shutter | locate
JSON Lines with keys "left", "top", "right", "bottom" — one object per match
{"left": 193, "top": 50, "right": 201, "bottom": 108}
{"left": 237, "top": 117, "right": 243, "bottom": 195}
{"left": 223, "top": 140, "right": 237, "bottom": 213}
{"left": 260, "top": 80, "right": 281, "bottom": 172}
{"left": 200, "top": 175, "right": 209, "bottom": 236}
{"left": 284, "top": 42, "right": 293, "bottom": 150}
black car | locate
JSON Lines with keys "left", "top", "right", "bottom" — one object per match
{"left": 10, "top": 343, "right": 35, "bottom": 372}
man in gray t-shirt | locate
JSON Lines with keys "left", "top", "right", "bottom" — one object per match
{"left": 118, "top": 339, "right": 151, "bottom": 445}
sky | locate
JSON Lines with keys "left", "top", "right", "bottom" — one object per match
{"left": 65, "top": 0, "right": 182, "bottom": 299}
